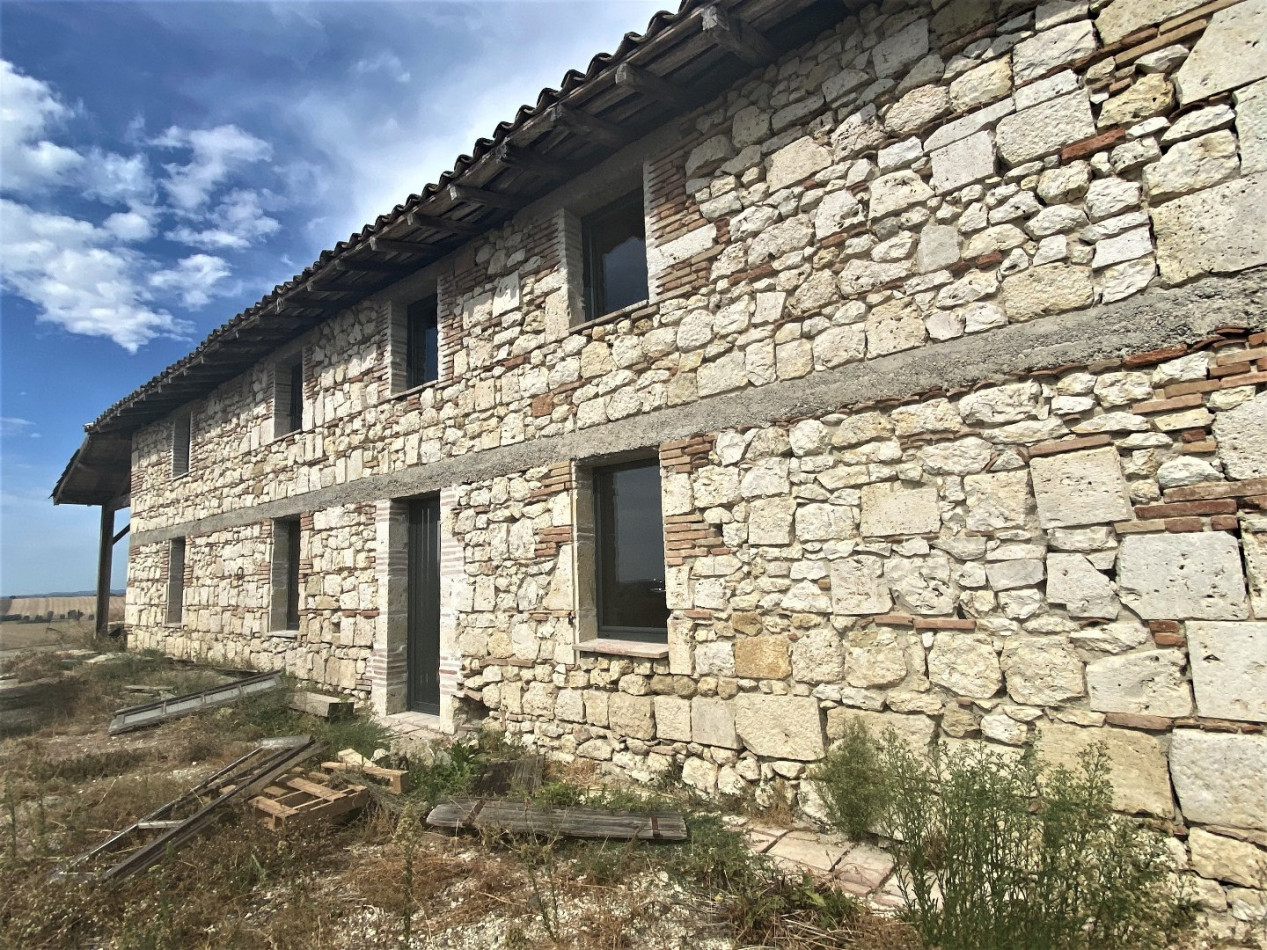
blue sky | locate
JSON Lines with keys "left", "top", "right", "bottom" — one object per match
{"left": 0, "top": 0, "right": 669, "bottom": 595}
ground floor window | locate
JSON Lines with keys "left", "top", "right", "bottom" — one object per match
{"left": 271, "top": 518, "right": 301, "bottom": 631}
{"left": 166, "top": 538, "right": 185, "bottom": 624}
{"left": 593, "top": 458, "right": 668, "bottom": 641}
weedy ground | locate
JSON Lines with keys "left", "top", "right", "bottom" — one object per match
{"left": 0, "top": 644, "right": 918, "bottom": 950}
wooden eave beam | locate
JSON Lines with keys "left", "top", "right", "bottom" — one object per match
{"left": 370, "top": 237, "right": 433, "bottom": 255}
{"left": 544, "top": 104, "right": 627, "bottom": 150}
{"left": 306, "top": 277, "right": 364, "bottom": 294}
{"left": 701, "top": 4, "right": 776, "bottom": 67}
{"left": 406, "top": 211, "right": 483, "bottom": 238}
{"left": 614, "top": 62, "right": 693, "bottom": 110}
{"left": 448, "top": 184, "right": 521, "bottom": 211}
{"left": 493, "top": 142, "right": 574, "bottom": 180}
{"left": 335, "top": 258, "right": 410, "bottom": 276}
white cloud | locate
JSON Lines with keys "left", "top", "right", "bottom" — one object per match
{"left": 81, "top": 149, "right": 156, "bottom": 207}
{"left": 149, "top": 253, "right": 232, "bottom": 308}
{"left": 0, "top": 417, "right": 36, "bottom": 437}
{"left": 103, "top": 209, "right": 156, "bottom": 242}
{"left": 0, "top": 60, "right": 84, "bottom": 193}
{"left": 0, "top": 198, "right": 190, "bottom": 352}
{"left": 168, "top": 188, "right": 279, "bottom": 250}
{"left": 155, "top": 124, "right": 273, "bottom": 211}
{"left": 352, "top": 52, "right": 411, "bottom": 84}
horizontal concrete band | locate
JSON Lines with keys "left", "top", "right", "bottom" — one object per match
{"left": 132, "top": 268, "right": 1267, "bottom": 547}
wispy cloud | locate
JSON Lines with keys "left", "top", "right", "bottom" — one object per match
{"left": 0, "top": 417, "right": 36, "bottom": 438}
{"left": 0, "top": 60, "right": 84, "bottom": 192}
{"left": 351, "top": 51, "right": 410, "bottom": 84}
{"left": 154, "top": 124, "right": 272, "bottom": 212}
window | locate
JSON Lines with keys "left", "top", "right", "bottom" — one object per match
{"left": 406, "top": 295, "right": 439, "bottom": 388}
{"left": 594, "top": 459, "right": 668, "bottom": 641}
{"left": 582, "top": 188, "right": 648, "bottom": 320}
{"left": 166, "top": 538, "right": 186, "bottom": 624}
{"left": 271, "top": 518, "right": 302, "bottom": 632}
{"left": 171, "top": 411, "right": 191, "bottom": 477}
{"left": 273, "top": 357, "right": 304, "bottom": 437}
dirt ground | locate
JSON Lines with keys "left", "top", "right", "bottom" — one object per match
{"left": 0, "top": 647, "right": 918, "bottom": 950}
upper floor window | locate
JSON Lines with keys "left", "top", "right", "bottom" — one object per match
{"left": 406, "top": 295, "right": 439, "bottom": 389}
{"left": 166, "top": 538, "right": 186, "bottom": 624}
{"left": 274, "top": 356, "right": 304, "bottom": 438}
{"left": 582, "top": 188, "right": 648, "bottom": 321}
{"left": 171, "top": 411, "right": 191, "bottom": 478}
{"left": 594, "top": 458, "right": 667, "bottom": 641}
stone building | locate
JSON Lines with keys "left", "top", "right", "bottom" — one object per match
{"left": 56, "top": 0, "right": 1267, "bottom": 933}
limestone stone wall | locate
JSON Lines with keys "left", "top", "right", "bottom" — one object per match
{"left": 120, "top": 0, "right": 1267, "bottom": 937}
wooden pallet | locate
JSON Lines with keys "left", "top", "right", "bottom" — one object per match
{"left": 251, "top": 770, "right": 369, "bottom": 830}
{"left": 426, "top": 798, "right": 687, "bottom": 841}
{"left": 321, "top": 760, "right": 412, "bottom": 795}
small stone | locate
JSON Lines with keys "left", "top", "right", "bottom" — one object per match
{"left": 981, "top": 709, "right": 1029, "bottom": 744}
{"left": 1155, "top": 456, "right": 1218, "bottom": 489}
{"left": 964, "top": 470, "right": 1031, "bottom": 531}
{"left": 1117, "top": 533, "right": 1249, "bottom": 621}
{"left": 1136, "top": 44, "right": 1189, "bottom": 74}
{"left": 866, "top": 297, "right": 926, "bottom": 356}
{"left": 1085, "top": 178, "right": 1140, "bottom": 221}
{"left": 1189, "top": 829, "right": 1267, "bottom": 888}
{"left": 873, "top": 19, "right": 930, "bottom": 78}
{"left": 916, "top": 224, "right": 961, "bottom": 272}
{"left": 814, "top": 188, "right": 865, "bottom": 239}
{"left": 878, "top": 136, "right": 924, "bottom": 171}
{"left": 734, "top": 636, "right": 791, "bottom": 680}
{"left": 749, "top": 497, "right": 798, "bottom": 546}
{"left": 950, "top": 58, "right": 1012, "bottom": 112}
{"left": 1092, "top": 227, "right": 1151, "bottom": 269}
{"left": 1046, "top": 552, "right": 1119, "bottom": 619}
{"left": 1002, "top": 637, "right": 1084, "bottom": 705}
{"left": 1161, "top": 104, "right": 1235, "bottom": 145}
{"left": 831, "top": 556, "right": 893, "bottom": 615}
{"left": 869, "top": 170, "right": 935, "bottom": 218}
{"left": 845, "top": 626, "right": 909, "bottom": 688}
{"left": 885, "top": 84, "right": 951, "bottom": 136}
{"left": 987, "top": 558, "right": 1045, "bottom": 591}
{"left": 766, "top": 137, "right": 832, "bottom": 192}
{"left": 1086, "top": 649, "right": 1193, "bottom": 717}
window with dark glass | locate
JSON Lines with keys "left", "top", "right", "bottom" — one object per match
{"left": 272, "top": 518, "right": 302, "bottom": 632}
{"left": 582, "top": 189, "right": 648, "bottom": 320}
{"left": 166, "top": 538, "right": 186, "bottom": 624}
{"left": 274, "top": 356, "right": 303, "bottom": 436}
{"left": 406, "top": 296, "right": 439, "bottom": 388}
{"left": 594, "top": 459, "right": 668, "bottom": 641}
{"left": 286, "top": 359, "right": 303, "bottom": 432}
{"left": 171, "top": 411, "right": 191, "bottom": 477}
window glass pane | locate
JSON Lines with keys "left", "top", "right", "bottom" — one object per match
{"left": 585, "top": 191, "right": 648, "bottom": 318}
{"left": 287, "top": 360, "right": 303, "bottom": 432}
{"left": 285, "top": 521, "right": 301, "bottom": 630}
{"left": 406, "top": 296, "right": 438, "bottom": 387}
{"left": 597, "top": 460, "right": 667, "bottom": 637}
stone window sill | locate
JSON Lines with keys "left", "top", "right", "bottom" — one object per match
{"left": 570, "top": 298, "right": 651, "bottom": 335}
{"left": 575, "top": 638, "right": 668, "bottom": 659}
{"left": 387, "top": 379, "right": 440, "bottom": 403}
{"left": 267, "top": 629, "right": 299, "bottom": 640}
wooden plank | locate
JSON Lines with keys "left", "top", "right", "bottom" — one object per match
{"left": 284, "top": 776, "right": 346, "bottom": 801}
{"left": 369, "top": 236, "right": 431, "bottom": 255}
{"left": 426, "top": 798, "right": 687, "bottom": 841}
{"left": 448, "top": 184, "right": 521, "bottom": 211}
{"left": 406, "top": 211, "right": 483, "bottom": 238}
{"left": 322, "top": 760, "right": 412, "bottom": 795}
{"left": 472, "top": 756, "right": 544, "bottom": 797}
{"left": 545, "top": 104, "right": 627, "bottom": 150}
{"left": 288, "top": 691, "right": 354, "bottom": 720}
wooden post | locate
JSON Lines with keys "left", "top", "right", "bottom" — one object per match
{"left": 96, "top": 504, "right": 114, "bottom": 636}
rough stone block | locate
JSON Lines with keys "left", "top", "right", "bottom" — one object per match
{"left": 1174, "top": 0, "right": 1267, "bottom": 104}
{"left": 1047, "top": 552, "right": 1120, "bottom": 619}
{"left": 964, "top": 470, "right": 1032, "bottom": 531}
{"left": 1038, "top": 723, "right": 1173, "bottom": 817}
{"left": 845, "top": 627, "right": 910, "bottom": 688}
{"left": 1086, "top": 649, "right": 1193, "bottom": 717}
{"left": 1189, "top": 828, "right": 1267, "bottom": 888}
{"left": 1031, "top": 447, "right": 1133, "bottom": 528}
{"left": 928, "top": 632, "right": 1002, "bottom": 698}
{"left": 734, "top": 694, "right": 825, "bottom": 760}
{"left": 654, "top": 695, "right": 692, "bottom": 742}
{"left": 830, "top": 556, "right": 893, "bottom": 615}
{"left": 694, "top": 640, "right": 735, "bottom": 677}
{"left": 1153, "top": 172, "right": 1267, "bottom": 282}
{"left": 866, "top": 297, "right": 926, "bottom": 356}
{"left": 608, "top": 693, "right": 654, "bottom": 740}
{"left": 996, "top": 91, "right": 1096, "bottom": 165}
{"left": 869, "top": 170, "right": 934, "bottom": 219}
{"left": 1001, "top": 637, "right": 1085, "bottom": 705}
{"left": 1145, "top": 131, "right": 1239, "bottom": 202}
{"left": 1096, "top": 0, "right": 1209, "bottom": 44}
{"left": 987, "top": 558, "right": 1046, "bottom": 591}
{"left": 1213, "top": 391, "right": 1267, "bottom": 479}
{"left": 1002, "top": 262, "right": 1094, "bottom": 321}
{"left": 749, "top": 497, "right": 797, "bottom": 545}
{"left": 1118, "top": 533, "right": 1248, "bottom": 620}
{"left": 860, "top": 483, "right": 941, "bottom": 537}
{"left": 691, "top": 696, "right": 740, "bottom": 749}
{"left": 734, "top": 636, "right": 791, "bottom": 680}
{"left": 1236, "top": 80, "right": 1267, "bottom": 176}
{"left": 766, "top": 136, "right": 832, "bottom": 193}
{"left": 1013, "top": 21, "right": 1098, "bottom": 85}
{"left": 872, "top": 19, "right": 929, "bottom": 77}
{"left": 1187, "top": 622, "right": 1267, "bottom": 723}
{"left": 931, "top": 130, "right": 996, "bottom": 193}
{"left": 827, "top": 709, "right": 935, "bottom": 755}
{"left": 1170, "top": 731, "right": 1267, "bottom": 830}
{"left": 1244, "top": 530, "right": 1267, "bottom": 616}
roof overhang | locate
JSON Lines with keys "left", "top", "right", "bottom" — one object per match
{"left": 54, "top": 0, "right": 850, "bottom": 507}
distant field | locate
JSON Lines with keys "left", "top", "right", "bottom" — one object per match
{"left": 0, "top": 595, "right": 124, "bottom": 622}
{"left": 0, "top": 618, "right": 102, "bottom": 653}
